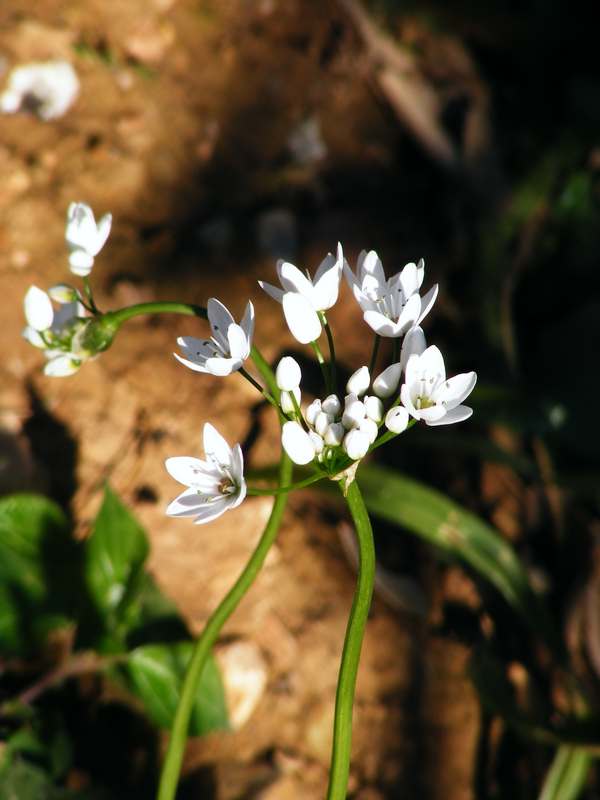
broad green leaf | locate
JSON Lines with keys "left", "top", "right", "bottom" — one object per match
{"left": 0, "top": 494, "right": 76, "bottom": 655}
{"left": 84, "top": 486, "right": 149, "bottom": 647}
{"left": 0, "top": 757, "right": 107, "bottom": 800}
{"left": 125, "top": 572, "right": 189, "bottom": 648}
{"left": 356, "top": 464, "right": 560, "bottom": 652}
{"left": 123, "top": 642, "right": 228, "bottom": 735}
{"left": 539, "top": 747, "right": 592, "bottom": 800}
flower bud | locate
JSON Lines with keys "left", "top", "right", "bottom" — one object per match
{"left": 385, "top": 406, "right": 409, "bottom": 434}
{"left": 342, "top": 394, "right": 366, "bottom": 429}
{"left": 48, "top": 283, "right": 79, "bottom": 304}
{"left": 373, "top": 363, "right": 402, "bottom": 399}
{"left": 276, "top": 356, "right": 302, "bottom": 391}
{"left": 359, "top": 416, "right": 378, "bottom": 444}
{"left": 343, "top": 429, "right": 370, "bottom": 460}
{"left": 324, "top": 421, "right": 345, "bottom": 446}
{"left": 306, "top": 399, "right": 322, "bottom": 426}
{"left": 282, "top": 421, "right": 316, "bottom": 465}
{"left": 309, "top": 431, "right": 324, "bottom": 454}
{"left": 346, "top": 365, "right": 370, "bottom": 397}
{"left": 322, "top": 394, "right": 341, "bottom": 417}
{"left": 314, "top": 410, "right": 333, "bottom": 437}
{"left": 24, "top": 286, "right": 53, "bottom": 331}
{"left": 364, "top": 395, "right": 383, "bottom": 423}
{"left": 280, "top": 387, "right": 301, "bottom": 414}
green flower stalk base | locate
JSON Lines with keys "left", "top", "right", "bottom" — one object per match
{"left": 157, "top": 452, "right": 293, "bottom": 800}
{"left": 326, "top": 479, "right": 375, "bottom": 800}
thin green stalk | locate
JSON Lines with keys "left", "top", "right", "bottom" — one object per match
{"left": 368, "top": 335, "right": 381, "bottom": 375}
{"left": 239, "top": 367, "right": 279, "bottom": 409}
{"left": 157, "top": 452, "right": 293, "bottom": 800}
{"left": 326, "top": 480, "right": 375, "bottom": 800}
{"left": 83, "top": 276, "right": 99, "bottom": 314}
{"left": 320, "top": 313, "right": 337, "bottom": 393}
{"left": 311, "top": 340, "right": 332, "bottom": 394}
{"left": 247, "top": 472, "right": 324, "bottom": 495}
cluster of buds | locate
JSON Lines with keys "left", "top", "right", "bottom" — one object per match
{"left": 22, "top": 203, "right": 113, "bottom": 376}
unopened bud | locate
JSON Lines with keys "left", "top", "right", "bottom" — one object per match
{"left": 385, "top": 406, "right": 409, "bottom": 434}
{"left": 346, "top": 365, "right": 370, "bottom": 397}
{"left": 343, "top": 429, "right": 370, "bottom": 460}
{"left": 276, "top": 356, "right": 302, "bottom": 391}
{"left": 364, "top": 395, "right": 383, "bottom": 423}
{"left": 373, "top": 363, "right": 402, "bottom": 399}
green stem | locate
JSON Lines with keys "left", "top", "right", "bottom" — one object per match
{"left": 239, "top": 367, "right": 278, "bottom": 409}
{"left": 157, "top": 452, "right": 293, "bottom": 800}
{"left": 83, "top": 276, "right": 99, "bottom": 314}
{"left": 368, "top": 335, "right": 381, "bottom": 375}
{"left": 320, "top": 313, "right": 337, "bottom": 394}
{"left": 108, "top": 301, "right": 207, "bottom": 326}
{"left": 247, "top": 472, "right": 324, "bottom": 495}
{"left": 368, "top": 419, "right": 417, "bottom": 453}
{"left": 326, "top": 480, "right": 376, "bottom": 800}
{"left": 311, "top": 340, "right": 332, "bottom": 394}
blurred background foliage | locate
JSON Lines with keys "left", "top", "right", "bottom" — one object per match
{"left": 1, "top": 0, "right": 600, "bottom": 797}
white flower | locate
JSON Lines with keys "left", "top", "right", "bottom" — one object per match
{"left": 259, "top": 243, "right": 344, "bottom": 344}
{"left": 282, "top": 421, "right": 316, "bottom": 465}
{"left": 373, "top": 363, "right": 402, "bottom": 399}
{"left": 324, "top": 421, "right": 344, "bottom": 446}
{"left": 400, "top": 346, "right": 477, "bottom": 426}
{"left": 346, "top": 366, "right": 370, "bottom": 397}
{"left": 400, "top": 326, "right": 427, "bottom": 371}
{"left": 385, "top": 406, "right": 409, "bottom": 434}
{"left": 345, "top": 251, "right": 438, "bottom": 338}
{"left": 359, "top": 417, "right": 378, "bottom": 444}
{"left": 165, "top": 423, "right": 246, "bottom": 525}
{"left": 23, "top": 286, "right": 89, "bottom": 376}
{"left": 65, "top": 202, "right": 112, "bottom": 276}
{"left": 322, "top": 394, "right": 341, "bottom": 416}
{"left": 175, "top": 298, "right": 254, "bottom": 377}
{"left": 342, "top": 394, "right": 366, "bottom": 429}
{"left": 0, "top": 60, "right": 79, "bottom": 120}
{"left": 276, "top": 356, "right": 302, "bottom": 391}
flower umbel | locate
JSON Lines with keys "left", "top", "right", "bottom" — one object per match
{"left": 165, "top": 423, "right": 246, "bottom": 524}
{"left": 175, "top": 298, "right": 254, "bottom": 376}
{"left": 23, "top": 285, "right": 90, "bottom": 376}
{"left": 66, "top": 202, "right": 112, "bottom": 277}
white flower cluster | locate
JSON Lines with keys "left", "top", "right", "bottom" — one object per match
{"left": 22, "top": 202, "right": 112, "bottom": 376}
{"left": 167, "top": 243, "right": 476, "bottom": 522}
{"left": 0, "top": 61, "right": 79, "bottom": 121}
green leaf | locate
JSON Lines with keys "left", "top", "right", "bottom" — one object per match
{"left": 123, "top": 642, "right": 229, "bottom": 735}
{"left": 0, "top": 494, "right": 76, "bottom": 655}
{"left": 356, "top": 464, "right": 560, "bottom": 652}
{"left": 0, "top": 757, "right": 110, "bottom": 799}
{"left": 125, "top": 572, "right": 189, "bottom": 648}
{"left": 538, "top": 747, "right": 592, "bottom": 800}
{"left": 84, "top": 486, "right": 149, "bottom": 648}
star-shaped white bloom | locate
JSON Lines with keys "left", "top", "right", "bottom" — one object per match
{"left": 165, "top": 423, "right": 246, "bottom": 525}
{"left": 175, "top": 298, "right": 254, "bottom": 377}
{"left": 259, "top": 243, "right": 344, "bottom": 344}
{"left": 23, "top": 285, "right": 88, "bottom": 376}
{"left": 65, "top": 202, "right": 112, "bottom": 277}
{"left": 400, "top": 345, "right": 476, "bottom": 426}
{"left": 344, "top": 251, "right": 438, "bottom": 338}
{"left": 0, "top": 60, "right": 79, "bottom": 121}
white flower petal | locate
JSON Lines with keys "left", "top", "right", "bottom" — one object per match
{"left": 420, "top": 345, "right": 446, "bottom": 381}
{"left": 24, "top": 286, "right": 53, "bottom": 331}
{"left": 204, "top": 356, "right": 241, "bottom": 376}
{"left": 282, "top": 421, "right": 316, "bottom": 465}
{"left": 312, "top": 255, "right": 342, "bottom": 310}
{"left": 363, "top": 309, "right": 399, "bottom": 337}
{"left": 44, "top": 355, "right": 80, "bottom": 377}
{"left": 385, "top": 406, "right": 409, "bottom": 433}
{"left": 278, "top": 261, "right": 316, "bottom": 300}
{"left": 309, "top": 431, "right": 325, "bottom": 454}
{"left": 48, "top": 284, "right": 78, "bottom": 303}
{"left": 324, "top": 421, "right": 344, "bottom": 446}
{"left": 240, "top": 300, "right": 255, "bottom": 343}
{"left": 68, "top": 249, "right": 94, "bottom": 276}
{"left": 173, "top": 353, "right": 210, "bottom": 373}
{"left": 227, "top": 323, "right": 249, "bottom": 361}
{"left": 395, "top": 292, "right": 421, "bottom": 334}
{"left": 203, "top": 422, "right": 233, "bottom": 469}
{"left": 166, "top": 487, "right": 205, "bottom": 517}
{"left": 360, "top": 250, "right": 385, "bottom": 286}
{"left": 359, "top": 416, "right": 378, "bottom": 444}
{"left": 417, "top": 283, "right": 438, "bottom": 325}
{"left": 94, "top": 213, "right": 112, "bottom": 254}
{"left": 192, "top": 497, "right": 233, "bottom": 524}
{"left": 207, "top": 298, "right": 235, "bottom": 351}
{"left": 280, "top": 387, "right": 301, "bottom": 414}
{"left": 22, "top": 326, "right": 46, "bottom": 349}
{"left": 165, "top": 456, "right": 220, "bottom": 488}
{"left": 426, "top": 404, "right": 473, "bottom": 426}
{"left": 258, "top": 280, "right": 285, "bottom": 304}
{"left": 230, "top": 443, "right": 245, "bottom": 486}
{"left": 400, "top": 326, "right": 427, "bottom": 372}
{"left": 282, "top": 292, "right": 322, "bottom": 344}
{"left": 306, "top": 399, "right": 322, "bottom": 426}
{"left": 364, "top": 395, "right": 384, "bottom": 423}
{"left": 321, "top": 394, "right": 341, "bottom": 416}
{"left": 436, "top": 371, "right": 477, "bottom": 409}
{"left": 399, "top": 262, "right": 419, "bottom": 298}
{"left": 419, "top": 405, "right": 447, "bottom": 423}
{"left": 400, "top": 383, "right": 420, "bottom": 419}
